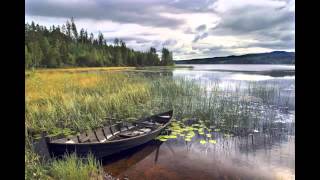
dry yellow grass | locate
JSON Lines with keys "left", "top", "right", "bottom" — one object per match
{"left": 34, "top": 66, "right": 134, "bottom": 73}
{"left": 25, "top": 67, "right": 151, "bottom": 135}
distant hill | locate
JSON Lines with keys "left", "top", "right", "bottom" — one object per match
{"left": 175, "top": 51, "right": 295, "bottom": 64}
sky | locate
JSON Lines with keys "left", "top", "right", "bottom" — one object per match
{"left": 25, "top": 0, "right": 295, "bottom": 60}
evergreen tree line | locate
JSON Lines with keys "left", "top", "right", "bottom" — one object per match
{"left": 25, "top": 18, "right": 174, "bottom": 68}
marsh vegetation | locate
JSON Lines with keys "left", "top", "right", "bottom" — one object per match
{"left": 25, "top": 65, "right": 294, "bottom": 179}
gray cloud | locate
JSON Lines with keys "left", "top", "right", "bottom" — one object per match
{"left": 196, "top": 24, "right": 207, "bottom": 32}
{"left": 26, "top": 0, "right": 186, "bottom": 28}
{"left": 26, "top": 0, "right": 295, "bottom": 59}
{"left": 211, "top": 5, "right": 294, "bottom": 35}
{"left": 162, "top": 39, "right": 178, "bottom": 46}
{"left": 184, "top": 27, "right": 196, "bottom": 34}
{"left": 193, "top": 32, "right": 209, "bottom": 42}
{"left": 169, "top": 0, "right": 217, "bottom": 12}
{"left": 206, "top": 2, "right": 294, "bottom": 55}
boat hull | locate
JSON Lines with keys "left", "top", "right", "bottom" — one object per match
{"left": 48, "top": 128, "right": 164, "bottom": 158}
{"left": 47, "top": 110, "right": 173, "bottom": 159}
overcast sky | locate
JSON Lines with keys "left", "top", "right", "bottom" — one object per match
{"left": 25, "top": 0, "right": 295, "bottom": 60}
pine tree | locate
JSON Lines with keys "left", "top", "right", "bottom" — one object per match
{"left": 25, "top": 18, "right": 173, "bottom": 68}
{"left": 25, "top": 45, "right": 32, "bottom": 68}
{"left": 114, "top": 38, "right": 119, "bottom": 46}
{"left": 161, "top": 48, "right": 173, "bottom": 65}
{"left": 114, "top": 48, "right": 123, "bottom": 66}
{"left": 66, "top": 20, "right": 71, "bottom": 39}
{"left": 39, "top": 37, "right": 50, "bottom": 60}
{"left": 98, "top": 32, "right": 104, "bottom": 46}
{"left": 71, "top": 17, "right": 78, "bottom": 41}
{"left": 89, "top": 33, "right": 94, "bottom": 44}
{"left": 28, "top": 42, "right": 43, "bottom": 67}
{"left": 79, "top": 28, "right": 85, "bottom": 43}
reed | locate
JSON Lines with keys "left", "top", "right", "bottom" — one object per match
{"left": 49, "top": 153, "right": 104, "bottom": 180}
{"left": 26, "top": 68, "right": 293, "bottom": 179}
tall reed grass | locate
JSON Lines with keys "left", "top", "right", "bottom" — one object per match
{"left": 26, "top": 68, "right": 293, "bottom": 179}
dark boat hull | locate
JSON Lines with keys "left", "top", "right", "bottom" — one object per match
{"left": 47, "top": 110, "right": 173, "bottom": 158}
{"left": 48, "top": 127, "right": 164, "bottom": 158}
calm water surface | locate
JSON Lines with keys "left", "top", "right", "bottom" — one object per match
{"left": 103, "top": 64, "right": 295, "bottom": 180}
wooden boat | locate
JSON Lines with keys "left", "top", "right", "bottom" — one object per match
{"left": 45, "top": 110, "right": 173, "bottom": 158}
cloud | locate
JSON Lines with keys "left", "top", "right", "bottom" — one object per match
{"left": 26, "top": 0, "right": 186, "bottom": 28}
{"left": 211, "top": 6, "right": 294, "bottom": 35}
{"left": 25, "top": 0, "right": 295, "bottom": 60}
{"left": 206, "top": 0, "right": 295, "bottom": 55}
{"left": 193, "top": 32, "right": 209, "bottom": 42}
{"left": 162, "top": 39, "right": 178, "bottom": 46}
{"left": 196, "top": 24, "right": 207, "bottom": 32}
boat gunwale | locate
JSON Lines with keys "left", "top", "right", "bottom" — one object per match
{"left": 48, "top": 111, "right": 173, "bottom": 145}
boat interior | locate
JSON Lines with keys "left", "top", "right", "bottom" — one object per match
{"left": 50, "top": 112, "right": 172, "bottom": 144}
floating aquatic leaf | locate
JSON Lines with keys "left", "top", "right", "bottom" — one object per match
{"left": 156, "top": 135, "right": 169, "bottom": 139}
{"left": 206, "top": 134, "right": 212, "bottom": 138}
{"left": 186, "top": 131, "right": 195, "bottom": 138}
{"left": 209, "top": 140, "right": 217, "bottom": 144}
{"left": 167, "top": 135, "right": 177, "bottom": 139}
{"left": 185, "top": 138, "right": 191, "bottom": 142}
{"left": 200, "top": 140, "right": 207, "bottom": 144}
{"left": 214, "top": 128, "right": 221, "bottom": 132}
{"left": 171, "top": 131, "right": 178, "bottom": 135}
{"left": 187, "top": 127, "right": 194, "bottom": 131}
{"left": 192, "top": 127, "right": 199, "bottom": 131}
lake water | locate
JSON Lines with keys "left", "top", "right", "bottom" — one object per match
{"left": 103, "top": 64, "right": 295, "bottom": 180}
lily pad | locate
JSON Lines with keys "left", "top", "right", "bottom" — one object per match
{"left": 200, "top": 140, "right": 207, "bottom": 144}
{"left": 167, "top": 135, "right": 177, "bottom": 139}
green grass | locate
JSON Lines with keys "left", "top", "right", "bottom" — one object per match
{"left": 25, "top": 67, "right": 292, "bottom": 179}
{"left": 25, "top": 149, "right": 105, "bottom": 180}
{"left": 49, "top": 154, "right": 104, "bottom": 180}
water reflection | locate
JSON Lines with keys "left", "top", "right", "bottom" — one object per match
{"left": 179, "top": 64, "right": 295, "bottom": 72}
{"left": 102, "top": 140, "right": 163, "bottom": 177}
{"left": 103, "top": 65, "right": 294, "bottom": 179}
{"left": 102, "top": 131, "right": 294, "bottom": 180}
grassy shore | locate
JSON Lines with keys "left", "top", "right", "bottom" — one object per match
{"left": 25, "top": 67, "right": 290, "bottom": 179}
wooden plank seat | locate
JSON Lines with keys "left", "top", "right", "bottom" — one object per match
{"left": 56, "top": 122, "right": 158, "bottom": 144}
{"left": 78, "top": 136, "right": 90, "bottom": 143}
{"left": 117, "top": 127, "right": 152, "bottom": 138}
{"left": 134, "top": 121, "right": 161, "bottom": 129}
{"left": 158, "top": 115, "right": 171, "bottom": 118}
{"left": 117, "top": 131, "right": 141, "bottom": 138}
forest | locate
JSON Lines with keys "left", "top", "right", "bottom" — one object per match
{"left": 25, "top": 18, "right": 174, "bottom": 68}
